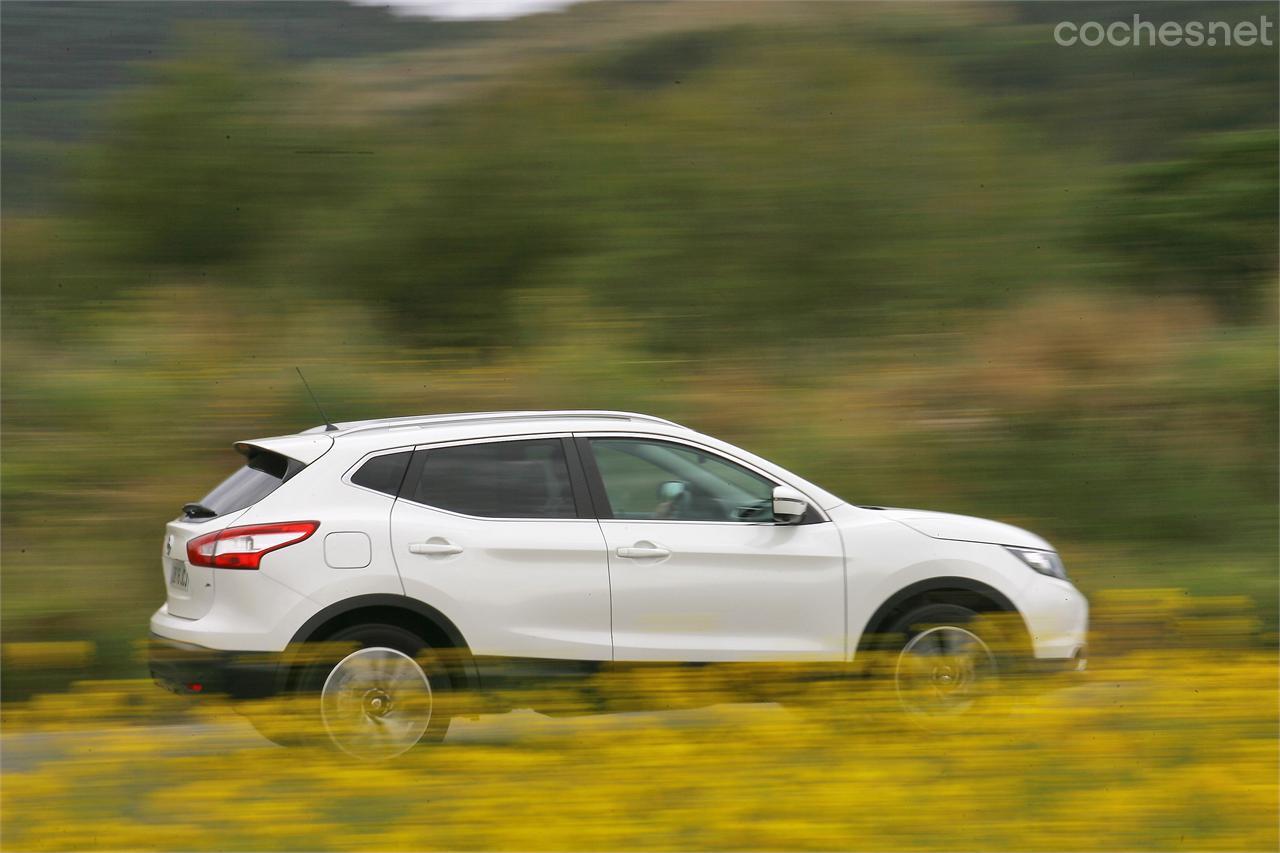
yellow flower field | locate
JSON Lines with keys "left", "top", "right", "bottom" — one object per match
{"left": 2, "top": 593, "right": 1276, "bottom": 852}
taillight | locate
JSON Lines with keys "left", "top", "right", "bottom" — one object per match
{"left": 186, "top": 521, "right": 319, "bottom": 570}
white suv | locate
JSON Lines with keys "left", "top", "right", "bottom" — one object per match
{"left": 150, "top": 410, "right": 1087, "bottom": 756}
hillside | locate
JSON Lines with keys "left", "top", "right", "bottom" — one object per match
{"left": 5, "top": 1, "right": 1274, "bottom": 207}
{"left": 1, "top": 0, "right": 822, "bottom": 209}
{"left": 1, "top": 0, "right": 494, "bottom": 208}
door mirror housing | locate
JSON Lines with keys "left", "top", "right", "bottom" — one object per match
{"left": 772, "top": 486, "right": 809, "bottom": 524}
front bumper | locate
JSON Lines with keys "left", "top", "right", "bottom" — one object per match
{"left": 1026, "top": 645, "right": 1088, "bottom": 673}
{"left": 1016, "top": 575, "right": 1089, "bottom": 661}
{"left": 148, "top": 634, "right": 282, "bottom": 699}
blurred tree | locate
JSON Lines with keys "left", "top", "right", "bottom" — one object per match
{"left": 78, "top": 33, "right": 308, "bottom": 269}
{"left": 1, "top": 0, "right": 489, "bottom": 210}
{"left": 1093, "top": 130, "right": 1278, "bottom": 321}
{"left": 883, "top": 1, "right": 1278, "bottom": 163}
{"left": 310, "top": 132, "right": 579, "bottom": 351}
{"left": 323, "top": 28, "right": 1085, "bottom": 354}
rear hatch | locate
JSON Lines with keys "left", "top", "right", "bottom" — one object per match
{"left": 163, "top": 439, "right": 323, "bottom": 619}
{"left": 163, "top": 516, "right": 233, "bottom": 620}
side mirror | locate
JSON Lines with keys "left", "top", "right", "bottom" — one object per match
{"left": 772, "top": 485, "right": 809, "bottom": 525}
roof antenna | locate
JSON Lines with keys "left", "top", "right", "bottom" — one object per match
{"left": 295, "top": 367, "right": 338, "bottom": 432}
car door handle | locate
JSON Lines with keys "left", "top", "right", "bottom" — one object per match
{"left": 616, "top": 545, "right": 671, "bottom": 559}
{"left": 408, "top": 541, "right": 463, "bottom": 556}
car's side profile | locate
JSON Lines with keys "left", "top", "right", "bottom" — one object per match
{"left": 150, "top": 410, "right": 1088, "bottom": 757}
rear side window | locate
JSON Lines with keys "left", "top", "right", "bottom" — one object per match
{"left": 351, "top": 451, "right": 412, "bottom": 496}
{"left": 194, "top": 450, "right": 301, "bottom": 519}
{"left": 406, "top": 439, "right": 576, "bottom": 519}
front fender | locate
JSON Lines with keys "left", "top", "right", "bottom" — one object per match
{"left": 832, "top": 505, "right": 1033, "bottom": 661}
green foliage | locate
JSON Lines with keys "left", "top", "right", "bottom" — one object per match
{"left": 586, "top": 28, "right": 735, "bottom": 89}
{"left": 309, "top": 137, "right": 580, "bottom": 349}
{"left": 0, "top": 0, "right": 490, "bottom": 209}
{"left": 1092, "top": 130, "right": 1279, "bottom": 321}
{"left": 292, "top": 27, "right": 1087, "bottom": 351}
{"left": 875, "top": 1, "right": 1278, "bottom": 161}
{"left": 78, "top": 36, "right": 308, "bottom": 268}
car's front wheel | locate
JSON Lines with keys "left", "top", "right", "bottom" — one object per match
{"left": 887, "top": 603, "right": 1000, "bottom": 716}
{"left": 296, "top": 623, "right": 452, "bottom": 758}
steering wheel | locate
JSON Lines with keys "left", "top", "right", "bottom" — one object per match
{"left": 654, "top": 481, "right": 693, "bottom": 519}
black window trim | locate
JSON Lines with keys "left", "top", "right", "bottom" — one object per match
{"left": 572, "top": 435, "right": 613, "bottom": 518}
{"left": 394, "top": 433, "right": 593, "bottom": 522}
{"left": 560, "top": 437, "right": 597, "bottom": 519}
{"left": 574, "top": 432, "right": 828, "bottom": 525}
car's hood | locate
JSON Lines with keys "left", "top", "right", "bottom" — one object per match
{"left": 870, "top": 507, "right": 1052, "bottom": 551}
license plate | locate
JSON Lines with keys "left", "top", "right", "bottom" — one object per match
{"left": 169, "top": 561, "right": 189, "bottom": 590}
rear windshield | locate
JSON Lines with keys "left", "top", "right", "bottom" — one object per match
{"left": 193, "top": 450, "right": 302, "bottom": 519}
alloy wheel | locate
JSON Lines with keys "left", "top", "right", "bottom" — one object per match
{"left": 320, "top": 646, "right": 434, "bottom": 759}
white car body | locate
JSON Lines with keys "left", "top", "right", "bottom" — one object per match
{"left": 150, "top": 410, "right": 1087, "bottom": 699}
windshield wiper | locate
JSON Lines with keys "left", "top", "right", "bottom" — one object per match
{"left": 182, "top": 502, "right": 218, "bottom": 520}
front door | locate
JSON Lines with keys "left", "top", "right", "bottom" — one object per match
{"left": 581, "top": 436, "right": 845, "bottom": 661}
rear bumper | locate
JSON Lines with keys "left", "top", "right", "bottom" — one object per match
{"left": 148, "top": 634, "right": 282, "bottom": 699}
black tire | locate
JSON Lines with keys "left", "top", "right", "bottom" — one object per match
{"left": 294, "top": 623, "right": 453, "bottom": 756}
{"left": 885, "top": 603, "right": 1001, "bottom": 716}
{"left": 886, "top": 603, "right": 982, "bottom": 644}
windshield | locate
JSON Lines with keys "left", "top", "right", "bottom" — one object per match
{"left": 190, "top": 449, "right": 301, "bottom": 519}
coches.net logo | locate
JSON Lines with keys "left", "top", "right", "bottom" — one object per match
{"left": 1054, "top": 14, "right": 1275, "bottom": 47}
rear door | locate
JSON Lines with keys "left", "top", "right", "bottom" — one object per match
{"left": 389, "top": 435, "right": 612, "bottom": 661}
{"left": 581, "top": 435, "right": 846, "bottom": 661}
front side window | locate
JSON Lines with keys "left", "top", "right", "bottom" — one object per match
{"left": 407, "top": 438, "right": 576, "bottom": 519}
{"left": 589, "top": 438, "right": 776, "bottom": 522}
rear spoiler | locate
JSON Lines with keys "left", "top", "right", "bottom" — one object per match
{"left": 234, "top": 434, "right": 334, "bottom": 466}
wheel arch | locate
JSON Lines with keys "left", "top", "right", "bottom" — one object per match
{"left": 285, "top": 594, "right": 478, "bottom": 691}
{"left": 854, "top": 577, "right": 1029, "bottom": 655}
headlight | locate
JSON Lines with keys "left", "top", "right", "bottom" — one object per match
{"left": 1005, "top": 546, "right": 1068, "bottom": 581}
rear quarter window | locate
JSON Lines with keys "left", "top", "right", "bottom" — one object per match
{"left": 350, "top": 451, "right": 412, "bottom": 497}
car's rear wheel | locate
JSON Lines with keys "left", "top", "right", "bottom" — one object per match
{"left": 887, "top": 603, "right": 999, "bottom": 716}
{"left": 296, "top": 623, "right": 452, "bottom": 758}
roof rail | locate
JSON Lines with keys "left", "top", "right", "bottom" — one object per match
{"left": 325, "top": 410, "right": 686, "bottom": 437}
